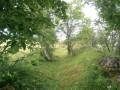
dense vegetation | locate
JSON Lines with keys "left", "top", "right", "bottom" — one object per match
{"left": 0, "top": 0, "right": 120, "bottom": 90}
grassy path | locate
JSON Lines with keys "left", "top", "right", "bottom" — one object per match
{"left": 12, "top": 46, "right": 102, "bottom": 90}
{"left": 27, "top": 48, "right": 120, "bottom": 90}
{"left": 52, "top": 47, "right": 101, "bottom": 90}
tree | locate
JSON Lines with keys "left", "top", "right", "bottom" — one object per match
{"left": 77, "top": 18, "right": 95, "bottom": 47}
{"left": 0, "top": 0, "right": 67, "bottom": 55}
{"left": 91, "top": 0, "right": 120, "bottom": 54}
{"left": 96, "top": 23, "right": 118, "bottom": 54}
{"left": 37, "top": 28, "right": 57, "bottom": 61}
{"left": 58, "top": 0, "right": 84, "bottom": 56}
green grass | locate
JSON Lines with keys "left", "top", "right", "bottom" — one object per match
{"left": 5, "top": 45, "right": 120, "bottom": 90}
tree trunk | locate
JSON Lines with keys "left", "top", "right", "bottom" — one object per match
{"left": 117, "top": 31, "right": 120, "bottom": 54}
{"left": 67, "top": 42, "right": 74, "bottom": 56}
{"left": 105, "top": 42, "right": 110, "bottom": 52}
{"left": 44, "top": 45, "right": 52, "bottom": 61}
{"left": 111, "top": 32, "right": 114, "bottom": 53}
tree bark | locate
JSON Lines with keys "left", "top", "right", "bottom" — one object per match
{"left": 67, "top": 42, "right": 74, "bottom": 56}
{"left": 44, "top": 45, "right": 52, "bottom": 61}
{"left": 105, "top": 41, "right": 110, "bottom": 52}
{"left": 117, "top": 31, "right": 120, "bottom": 54}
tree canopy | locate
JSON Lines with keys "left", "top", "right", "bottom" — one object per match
{"left": 0, "top": 0, "right": 67, "bottom": 54}
{"left": 93, "top": 0, "right": 120, "bottom": 30}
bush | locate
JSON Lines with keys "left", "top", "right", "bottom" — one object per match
{"left": 0, "top": 54, "right": 19, "bottom": 88}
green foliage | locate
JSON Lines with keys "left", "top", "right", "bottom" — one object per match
{"left": 96, "top": 25, "right": 118, "bottom": 54}
{"left": 58, "top": 0, "right": 85, "bottom": 56}
{"left": 1, "top": 0, "right": 120, "bottom": 89}
{"left": 12, "top": 55, "right": 60, "bottom": 90}
{"left": 73, "top": 18, "right": 96, "bottom": 48}
{"left": 78, "top": 27, "right": 94, "bottom": 45}
{"left": 0, "top": 0, "right": 67, "bottom": 54}
{"left": 0, "top": 54, "right": 19, "bottom": 88}
{"left": 0, "top": 71, "right": 18, "bottom": 88}
{"left": 92, "top": 0, "right": 120, "bottom": 30}
{"left": 0, "top": 51, "right": 60, "bottom": 89}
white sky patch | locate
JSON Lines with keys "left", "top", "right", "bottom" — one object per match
{"left": 56, "top": 31, "right": 66, "bottom": 41}
{"left": 82, "top": 4, "right": 99, "bottom": 20}
{"left": 63, "top": 0, "right": 98, "bottom": 20}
